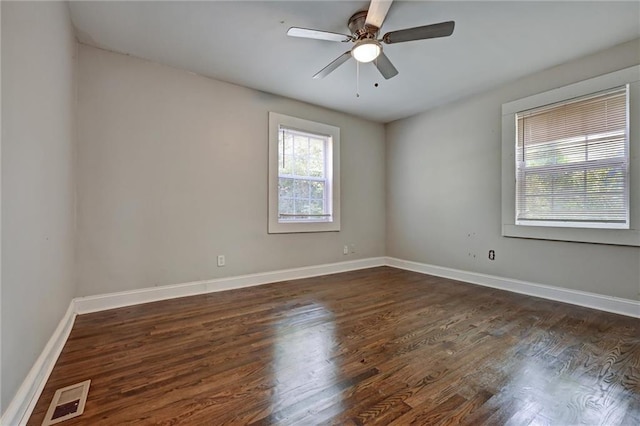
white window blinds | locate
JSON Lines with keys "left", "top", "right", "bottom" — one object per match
{"left": 515, "top": 86, "right": 629, "bottom": 228}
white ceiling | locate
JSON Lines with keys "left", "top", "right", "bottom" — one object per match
{"left": 68, "top": 1, "right": 640, "bottom": 123}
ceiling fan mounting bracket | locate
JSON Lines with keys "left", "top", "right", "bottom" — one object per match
{"left": 348, "top": 10, "right": 379, "bottom": 40}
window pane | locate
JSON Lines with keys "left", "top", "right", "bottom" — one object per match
{"left": 293, "top": 179, "right": 310, "bottom": 199}
{"left": 310, "top": 181, "right": 325, "bottom": 200}
{"left": 294, "top": 199, "right": 310, "bottom": 215}
{"left": 309, "top": 199, "right": 324, "bottom": 215}
{"left": 293, "top": 135, "right": 309, "bottom": 176}
{"left": 587, "top": 136, "right": 626, "bottom": 161}
{"left": 279, "top": 178, "right": 294, "bottom": 198}
{"left": 586, "top": 168, "right": 625, "bottom": 192}
{"left": 279, "top": 198, "right": 293, "bottom": 215}
{"left": 523, "top": 173, "right": 551, "bottom": 195}
{"left": 308, "top": 139, "right": 325, "bottom": 177}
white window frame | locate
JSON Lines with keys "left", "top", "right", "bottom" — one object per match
{"left": 501, "top": 65, "right": 640, "bottom": 247}
{"left": 268, "top": 112, "right": 340, "bottom": 233}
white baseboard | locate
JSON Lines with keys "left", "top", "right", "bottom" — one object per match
{"left": 386, "top": 257, "right": 640, "bottom": 318}
{"left": 74, "top": 257, "right": 387, "bottom": 314}
{"left": 1, "top": 302, "right": 76, "bottom": 426}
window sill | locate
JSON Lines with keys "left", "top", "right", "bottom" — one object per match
{"left": 502, "top": 224, "right": 640, "bottom": 247}
{"left": 268, "top": 221, "right": 340, "bottom": 234}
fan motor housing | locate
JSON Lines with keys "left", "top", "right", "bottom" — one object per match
{"left": 348, "top": 10, "right": 378, "bottom": 40}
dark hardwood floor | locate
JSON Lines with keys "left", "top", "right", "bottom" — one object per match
{"left": 28, "top": 267, "right": 640, "bottom": 425}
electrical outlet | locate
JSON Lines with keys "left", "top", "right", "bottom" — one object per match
{"left": 488, "top": 250, "right": 495, "bottom": 261}
{"left": 343, "top": 245, "right": 349, "bottom": 255}
{"left": 350, "top": 243, "right": 356, "bottom": 253}
{"left": 217, "top": 255, "right": 225, "bottom": 267}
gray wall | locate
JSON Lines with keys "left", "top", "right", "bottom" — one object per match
{"left": 1, "top": 1, "right": 77, "bottom": 412}
{"left": 2, "top": 6, "right": 638, "bottom": 416}
{"left": 386, "top": 39, "right": 640, "bottom": 300}
{"left": 75, "top": 45, "right": 386, "bottom": 296}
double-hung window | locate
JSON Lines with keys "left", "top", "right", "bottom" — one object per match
{"left": 278, "top": 127, "right": 332, "bottom": 222}
{"left": 515, "top": 86, "right": 629, "bottom": 229}
{"left": 268, "top": 112, "right": 340, "bottom": 233}
{"left": 501, "top": 65, "right": 639, "bottom": 246}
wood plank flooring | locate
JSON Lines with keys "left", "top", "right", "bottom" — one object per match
{"left": 28, "top": 267, "right": 640, "bottom": 425}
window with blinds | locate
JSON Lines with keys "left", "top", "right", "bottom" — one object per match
{"left": 278, "top": 126, "right": 332, "bottom": 223}
{"left": 515, "top": 86, "right": 629, "bottom": 228}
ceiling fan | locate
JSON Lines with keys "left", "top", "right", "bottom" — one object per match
{"left": 287, "top": 0, "right": 455, "bottom": 80}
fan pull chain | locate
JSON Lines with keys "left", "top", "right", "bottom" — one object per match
{"left": 356, "top": 61, "right": 360, "bottom": 98}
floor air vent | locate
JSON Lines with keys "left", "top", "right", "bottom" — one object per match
{"left": 42, "top": 380, "right": 91, "bottom": 425}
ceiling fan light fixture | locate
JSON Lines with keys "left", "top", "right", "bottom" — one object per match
{"left": 351, "top": 39, "right": 381, "bottom": 63}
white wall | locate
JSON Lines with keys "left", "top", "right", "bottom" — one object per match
{"left": 1, "top": 1, "right": 77, "bottom": 413}
{"left": 387, "top": 39, "right": 640, "bottom": 301}
{"left": 76, "top": 45, "right": 386, "bottom": 296}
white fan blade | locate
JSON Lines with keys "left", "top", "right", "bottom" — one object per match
{"left": 287, "top": 27, "right": 351, "bottom": 42}
{"left": 313, "top": 51, "right": 352, "bottom": 79}
{"left": 374, "top": 51, "right": 398, "bottom": 79}
{"left": 365, "top": 0, "right": 393, "bottom": 29}
{"left": 383, "top": 21, "right": 455, "bottom": 44}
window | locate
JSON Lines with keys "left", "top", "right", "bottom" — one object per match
{"left": 278, "top": 127, "right": 332, "bottom": 223}
{"left": 501, "top": 65, "right": 640, "bottom": 246}
{"left": 515, "top": 86, "right": 629, "bottom": 229}
{"left": 268, "top": 112, "right": 340, "bottom": 233}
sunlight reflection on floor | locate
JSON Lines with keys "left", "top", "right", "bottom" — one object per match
{"left": 271, "top": 303, "right": 342, "bottom": 419}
